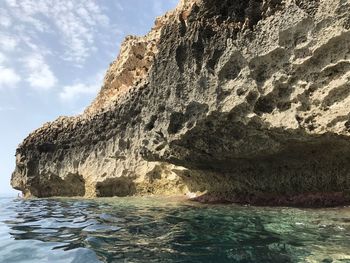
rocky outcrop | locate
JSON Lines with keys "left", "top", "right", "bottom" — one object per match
{"left": 11, "top": 0, "right": 350, "bottom": 206}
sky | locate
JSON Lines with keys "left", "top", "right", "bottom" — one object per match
{"left": 0, "top": 0, "right": 178, "bottom": 196}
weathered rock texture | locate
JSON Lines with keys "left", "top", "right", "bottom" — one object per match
{"left": 11, "top": 0, "right": 350, "bottom": 206}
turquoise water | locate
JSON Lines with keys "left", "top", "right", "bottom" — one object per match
{"left": 0, "top": 197, "right": 350, "bottom": 263}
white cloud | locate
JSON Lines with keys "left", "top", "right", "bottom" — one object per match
{"left": 3, "top": 0, "right": 110, "bottom": 65}
{"left": 0, "top": 66, "right": 21, "bottom": 88}
{"left": 0, "top": 34, "right": 18, "bottom": 51}
{"left": 114, "top": 2, "right": 124, "bottom": 11}
{"left": 59, "top": 83, "right": 99, "bottom": 101}
{"left": 23, "top": 54, "right": 57, "bottom": 90}
{"left": 0, "top": 52, "right": 20, "bottom": 89}
{"left": 0, "top": 13, "right": 12, "bottom": 28}
{"left": 59, "top": 71, "right": 104, "bottom": 101}
{"left": 5, "top": 0, "right": 18, "bottom": 7}
{"left": 0, "top": 53, "right": 6, "bottom": 64}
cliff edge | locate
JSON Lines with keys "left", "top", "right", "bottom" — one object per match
{"left": 11, "top": 0, "right": 350, "bottom": 206}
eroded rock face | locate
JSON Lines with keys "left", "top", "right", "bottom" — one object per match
{"left": 11, "top": 0, "right": 350, "bottom": 206}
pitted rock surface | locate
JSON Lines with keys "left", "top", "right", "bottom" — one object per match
{"left": 11, "top": 0, "right": 350, "bottom": 206}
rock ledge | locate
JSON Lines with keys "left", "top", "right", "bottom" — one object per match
{"left": 11, "top": 0, "right": 350, "bottom": 206}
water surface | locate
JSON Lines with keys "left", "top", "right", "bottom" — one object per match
{"left": 1, "top": 196, "right": 350, "bottom": 262}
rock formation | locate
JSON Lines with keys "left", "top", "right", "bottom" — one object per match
{"left": 11, "top": 0, "right": 350, "bottom": 206}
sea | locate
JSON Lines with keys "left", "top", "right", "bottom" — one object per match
{"left": 0, "top": 196, "right": 350, "bottom": 263}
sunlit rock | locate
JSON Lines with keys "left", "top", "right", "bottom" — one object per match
{"left": 11, "top": 0, "right": 350, "bottom": 206}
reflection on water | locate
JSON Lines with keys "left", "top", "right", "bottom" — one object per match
{"left": 0, "top": 197, "right": 350, "bottom": 263}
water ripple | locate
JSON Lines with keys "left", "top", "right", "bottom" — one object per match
{"left": 0, "top": 197, "right": 350, "bottom": 262}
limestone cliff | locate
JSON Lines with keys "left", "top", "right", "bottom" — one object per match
{"left": 11, "top": 0, "right": 350, "bottom": 206}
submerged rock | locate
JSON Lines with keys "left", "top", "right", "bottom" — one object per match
{"left": 11, "top": 0, "right": 350, "bottom": 206}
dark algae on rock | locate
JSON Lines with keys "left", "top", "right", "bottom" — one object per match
{"left": 11, "top": 0, "right": 350, "bottom": 207}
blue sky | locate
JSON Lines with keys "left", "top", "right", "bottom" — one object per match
{"left": 0, "top": 0, "right": 178, "bottom": 196}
